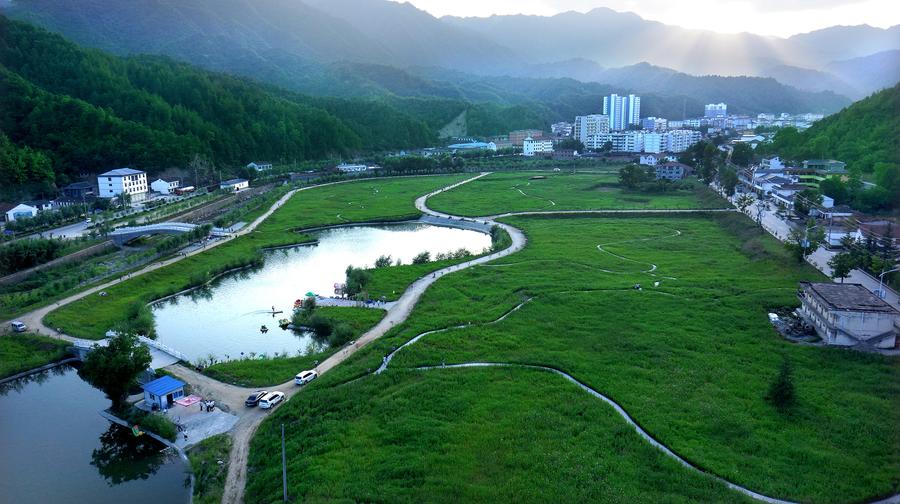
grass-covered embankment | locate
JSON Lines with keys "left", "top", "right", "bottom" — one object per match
{"left": 428, "top": 171, "right": 728, "bottom": 216}
{"left": 188, "top": 434, "right": 232, "bottom": 504}
{"left": 0, "top": 334, "right": 72, "bottom": 379}
{"left": 43, "top": 175, "right": 470, "bottom": 340}
{"left": 250, "top": 213, "right": 900, "bottom": 503}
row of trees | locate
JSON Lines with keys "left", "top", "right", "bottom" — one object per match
{"left": 828, "top": 234, "right": 897, "bottom": 284}
{"left": 0, "top": 238, "right": 65, "bottom": 275}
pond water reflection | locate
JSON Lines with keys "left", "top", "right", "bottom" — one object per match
{"left": 0, "top": 365, "right": 189, "bottom": 504}
{"left": 153, "top": 223, "right": 490, "bottom": 361}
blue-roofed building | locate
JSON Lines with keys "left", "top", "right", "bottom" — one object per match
{"left": 142, "top": 376, "right": 185, "bottom": 410}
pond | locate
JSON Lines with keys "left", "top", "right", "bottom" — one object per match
{"left": 153, "top": 223, "right": 491, "bottom": 361}
{"left": 0, "top": 365, "right": 189, "bottom": 504}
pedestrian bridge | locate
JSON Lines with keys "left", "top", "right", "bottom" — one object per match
{"left": 108, "top": 222, "right": 232, "bottom": 246}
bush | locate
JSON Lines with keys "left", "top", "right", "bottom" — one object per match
{"left": 766, "top": 361, "right": 796, "bottom": 410}
{"left": 412, "top": 251, "right": 431, "bottom": 264}
{"left": 374, "top": 255, "right": 392, "bottom": 268}
{"left": 328, "top": 322, "right": 354, "bottom": 347}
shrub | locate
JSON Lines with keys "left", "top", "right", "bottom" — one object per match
{"left": 766, "top": 361, "right": 796, "bottom": 410}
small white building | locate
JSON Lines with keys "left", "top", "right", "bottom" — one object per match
{"left": 336, "top": 164, "right": 368, "bottom": 173}
{"left": 639, "top": 154, "right": 659, "bottom": 166}
{"left": 247, "top": 162, "right": 273, "bottom": 171}
{"left": 220, "top": 178, "right": 249, "bottom": 192}
{"left": 798, "top": 282, "right": 898, "bottom": 349}
{"left": 522, "top": 137, "right": 554, "bottom": 157}
{"left": 141, "top": 376, "right": 186, "bottom": 411}
{"left": 98, "top": 168, "right": 148, "bottom": 202}
{"left": 655, "top": 162, "right": 691, "bottom": 181}
{"left": 150, "top": 178, "right": 180, "bottom": 195}
{"left": 5, "top": 203, "right": 39, "bottom": 222}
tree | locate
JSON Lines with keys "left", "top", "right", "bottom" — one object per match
{"left": 718, "top": 166, "right": 739, "bottom": 196}
{"left": 79, "top": 332, "right": 151, "bottom": 409}
{"left": 618, "top": 164, "right": 651, "bottom": 189}
{"left": 600, "top": 140, "right": 613, "bottom": 153}
{"left": 818, "top": 176, "right": 849, "bottom": 205}
{"left": 793, "top": 188, "right": 823, "bottom": 217}
{"left": 785, "top": 218, "right": 825, "bottom": 263}
{"left": 699, "top": 143, "right": 719, "bottom": 182}
{"left": 766, "top": 360, "right": 796, "bottom": 410}
{"left": 730, "top": 143, "right": 753, "bottom": 166}
{"left": 828, "top": 252, "right": 855, "bottom": 282}
{"left": 374, "top": 255, "right": 392, "bottom": 268}
{"left": 556, "top": 138, "right": 584, "bottom": 152}
{"left": 344, "top": 266, "right": 372, "bottom": 297}
{"left": 302, "top": 295, "right": 316, "bottom": 317}
{"left": 412, "top": 251, "right": 431, "bottom": 264}
{"left": 735, "top": 194, "right": 755, "bottom": 214}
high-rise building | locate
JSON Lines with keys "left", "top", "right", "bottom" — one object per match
{"left": 665, "top": 130, "right": 703, "bottom": 153}
{"left": 641, "top": 117, "right": 668, "bottom": 132}
{"left": 602, "top": 94, "right": 641, "bottom": 130}
{"left": 704, "top": 103, "right": 727, "bottom": 118}
{"left": 573, "top": 114, "right": 610, "bottom": 149}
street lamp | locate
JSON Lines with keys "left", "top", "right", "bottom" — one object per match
{"left": 876, "top": 266, "right": 900, "bottom": 300}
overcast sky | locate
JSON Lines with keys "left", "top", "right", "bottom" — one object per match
{"left": 398, "top": 0, "right": 900, "bottom": 37}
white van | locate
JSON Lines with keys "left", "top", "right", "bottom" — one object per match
{"left": 258, "top": 391, "right": 284, "bottom": 409}
{"left": 10, "top": 321, "right": 27, "bottom": 333}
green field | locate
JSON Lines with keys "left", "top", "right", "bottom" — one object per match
{"left": 251, "top": 214, "right": 899, "bottom": 503}
{"left": 0, "top": 334, "right": 72, "bottom": 378}
{"left": 427, "top": 171, "right": 729, "bottom": 216}
{"left": 203, "top": 307, "right": 386, "bottom": 387}
{"left": 44, "top": 175, "right": 469, "bottom": 339}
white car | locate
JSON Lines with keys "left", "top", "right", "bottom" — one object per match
{"left": 294, "top": 370, "right": 318, "bottom": 386}
{"left": 258, "top": 391, "right": 284, "bottom": 409}
{"left": 10, "top": 321, "right": 27, "bottom": 333}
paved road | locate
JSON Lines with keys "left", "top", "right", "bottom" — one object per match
{"left": 25, "top": 220, "right": 91, "bottom": 240}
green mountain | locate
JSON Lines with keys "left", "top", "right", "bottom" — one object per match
{"left": 0, "top": 16, "right": 452, "bottom": 190}
{"left": 770, "top": 83, "right": 899, "bottom": 175}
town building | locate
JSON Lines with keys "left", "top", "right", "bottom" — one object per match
{"left": 802, "top": 159, "right": 847, "bottom": 175}
{"left": 603, "top": 93, "right": 641, "bottom": 130}
{"left": 665, "top": 130, "right": 702, "bottom": 153}
{"left": 573, "top": 114, "right": 610, "bottom": 149}
{"left": 246, "top": 162, "right": 273, "bottom": 171}
{"left": 552, "top": 149, "right": 577, "bottom": 161}
{"left": 150, "top": 178, "right": 180, "bottom": 195}
{"left": 98, "top": 168, "right": 148, "bottom": 202}
{"left": 61, "top": 181, "right": 95, "bottom": 201}
{"left": 523, "top": 137, "right": 554, "bottom": 157}
{"left": 608, "top": 131, "right": 643, "bottom": 153}
{"left": 655, "top": 162, "right": 692, "bottom": 181}
{"left": 447, "top": 141, "right": 498, "bottom": 152}
{"left": 641, "top": 117, "right": 667, "bottom": 132}
{"left": 642, "top": 132, "right": 663, "bottom": 153}
{"left": 142, "top": 376, "right": 186, "bottom": 411}
{"left": 797, "top": 282, "right": 898, "bottom": 349}
{"left": 509, "top": 130, "right": 544, "bottom": 147}
{"left": 4, "top": 203, "right": 39, "bottom": 222}
{"left": 550, "top": 122, "right": 573, "bottom": 137}
{"left": 704, "top": 103, "right": 728, "bottom": 118}
{"left": 220, "top": 178, "right": 249, "bottom": 192}
{"left": 639, "top": 154, "right": 660, "bottom": 166}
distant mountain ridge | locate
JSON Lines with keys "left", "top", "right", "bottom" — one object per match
{"left": 0, "top": 0, "right": 856, "bottom": 115}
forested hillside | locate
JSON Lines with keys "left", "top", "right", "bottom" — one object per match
{"left": 769, "top": 84, "right": 899, "bottom": 175}
{"left": 0, "top": 16, "right": 446, "bottom": 190}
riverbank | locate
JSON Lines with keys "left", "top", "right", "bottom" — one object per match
{"left": 0, "top": 333, "right": 74, "bottom": 380}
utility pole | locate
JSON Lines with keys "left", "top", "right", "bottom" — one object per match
{"left": 281, "top": 423, "right": 288, "bottom": 502}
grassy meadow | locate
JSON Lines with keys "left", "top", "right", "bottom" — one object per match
{"left": 43, "top": 174, "right": 469, "bottom": 339}
{"left": 427, "top": 171, "right": 729, "bottom": 216}
{"left": 0, "top": 333, "right": 72, "bottom": 378}
{"left": 251, "top": 213, "right": 900, "bottom": 503}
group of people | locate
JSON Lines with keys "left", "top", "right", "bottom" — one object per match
{"left": 199, "top": 399, "right": 215, "bottom": 412}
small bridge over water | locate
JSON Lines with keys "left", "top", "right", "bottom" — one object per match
{"left": 108, "top": 223, "right": 232, "bottom": 246}
{"left": 70, "top": 336, "right": 187, "bottom": 369}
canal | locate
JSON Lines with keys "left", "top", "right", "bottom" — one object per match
{"left": 0, "top": 365, "right": 189, "bottom": 503}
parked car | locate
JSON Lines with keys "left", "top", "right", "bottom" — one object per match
{"left": 294, "top": 370, "right": 318, "bottom": 386}
{"left": 244, "top": 390, "right": 268, "bottom": 407}
{"left": 10, "top": 321, "right": 27, "bottom": 333}
{"left": 258, "top": 391, "right": 284, "bottom": 409}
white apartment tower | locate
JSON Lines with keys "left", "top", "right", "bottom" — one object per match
{"left": 603, "top": 94, "right": 641, "bottom": 130}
